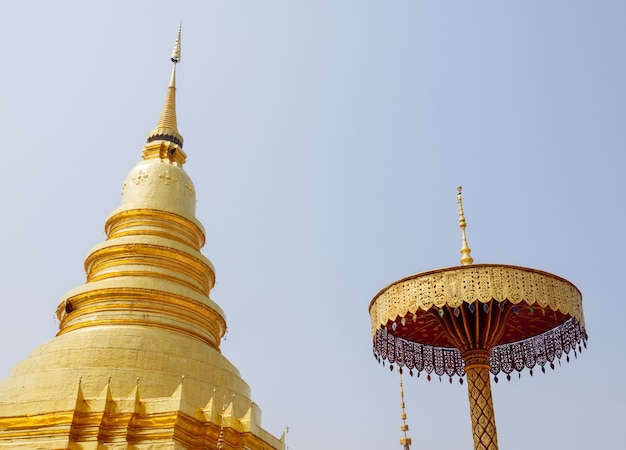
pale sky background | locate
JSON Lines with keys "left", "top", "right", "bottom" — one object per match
{"left": 0, "top": 1, "right": 624, "bottom": 449}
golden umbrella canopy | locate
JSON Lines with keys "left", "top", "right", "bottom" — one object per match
{"left": 369, "top": 263, "right": 586, "bottom": 382}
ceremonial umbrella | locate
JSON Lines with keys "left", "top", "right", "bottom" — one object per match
{"left": 369, "top": 188, "right": 587, "bottom": 450}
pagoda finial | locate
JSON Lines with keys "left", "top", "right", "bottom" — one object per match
{"left": 169, "top": 23, "right": 181, "bottom": 87}
{"left": 457, "top": 186, "right": 474, "bottom": 265}
{"left": 145, "top": 25, "right": 185, "bottom": 156}
{"left": 399, "top": 372, "right": 412, "bottom": 450}
{"left": 171, "top": 23, "right": 182, "bottom": 64}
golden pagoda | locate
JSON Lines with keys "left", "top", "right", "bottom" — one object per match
{"left": 0, "top": 28, "right": 284, "bottom": 450}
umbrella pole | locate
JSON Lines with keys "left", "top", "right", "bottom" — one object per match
{"left": 463, "top": 350, "right": 499, "bottom": 450}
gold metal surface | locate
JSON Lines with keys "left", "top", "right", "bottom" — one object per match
{"left": 105, "top": 208, "right": 206, "bottom": 252}
{"left": 57, "top": 287, "right": 227, "bottom": 350}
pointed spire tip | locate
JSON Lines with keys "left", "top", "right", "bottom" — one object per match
{"left": 457, "top": 186, "right": 474, "bottom": 265}
{"left": 171, "top": 23, "right": 182, "bottom": 63}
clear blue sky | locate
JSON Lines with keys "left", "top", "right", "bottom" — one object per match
{"left": 0, "top": 1, "right": 623, "bottom": 449}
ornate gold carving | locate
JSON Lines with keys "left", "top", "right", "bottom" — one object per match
{"left": 466, "top": 363, "right": 499, "bottom": 450}
{"left": 159, "top": 169, "right": 178, "bottom": 185}
{"left": 373, "top": 317, "right": 586, "bottom": 379}
{"left": 141, "top": 141, "right": 187, "bottom": 165}
{"left": 370, "top": 264, "right": 584, "bottom": 338}
{"left": 132, "top": 169, "right": 149, "bottom": 185}
{"left": 0, "top": 407, "right": 282, "bottom": 449}
{"left": 185, "top": 183, "right": 194, "bottom": 197}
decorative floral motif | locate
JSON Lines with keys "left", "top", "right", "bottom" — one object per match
{"left": 132, "top": 170, "right": 149, "bottom": 185}
{"left": 370, "top": 265, "right": 585, "bottom": 338}
{"left": 159, "top": 169, "right": 178, "bottom": 185}
{"left": 373, "top": 318, "right": 587, "bottom": 380}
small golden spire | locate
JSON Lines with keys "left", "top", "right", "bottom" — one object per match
{"left": 145, "top": 25, "right": 184, "bottom": 154}
{"left": 399, "top": 372, "right": 412, "bottom": 450}
{"left": 457, "top": 186, "right": 474, "bottom": 265}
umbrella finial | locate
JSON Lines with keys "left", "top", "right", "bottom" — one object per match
{"left": 457, "top": 186, "right": 474, "bottom": 265}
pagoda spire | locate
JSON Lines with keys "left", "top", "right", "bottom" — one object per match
{"left": 144, "top": 24, "right": 186, "bottom": 165}
{"left": 457, "top": 186, "right": 474, "bottom": 265}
